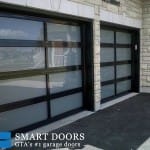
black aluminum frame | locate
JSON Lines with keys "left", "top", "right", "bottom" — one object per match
{"left": 0, "top": 8, "right": 94, "bottom": 134}
{"left": 100, "top": 24, "right": 140, "bottom": 103}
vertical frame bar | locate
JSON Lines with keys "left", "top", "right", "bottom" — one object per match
{"left": 44, "top": 22, "right": 51, "bottom": 118}
{"left": 83, "top": 22, "right": 94, "bottom": 111}
{"left": 114, "top": 30, "right": 117, "bottom": 96}
{"left": 131, "top": 30, "right": 140, "bottom": 92}
{"left": 80, "top": 24, "right": 86, "bottom": 109}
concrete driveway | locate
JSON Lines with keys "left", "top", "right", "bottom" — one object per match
{"left": 50, "top": 93, "right": 150, "bottom": 150}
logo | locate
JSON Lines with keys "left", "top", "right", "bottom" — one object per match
{"left": 0, "top": 132, "right": 11, "bottom": 148}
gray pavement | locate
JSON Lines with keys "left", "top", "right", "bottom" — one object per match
{"left": 51, "top": 93, "right": 150, "bottom": 150}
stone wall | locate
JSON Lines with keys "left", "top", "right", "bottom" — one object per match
{"left": 141, "top": 0, "right": 150, "bottom": 92}
{"left": 71, "top": 0, "right": 142, "bottom": 20}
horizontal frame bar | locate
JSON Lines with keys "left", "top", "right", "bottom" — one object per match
{"left": 0, "top": 96, "right": 46, "bottom": 113}
{"left": 101, "top": 60, "right": 131, "bottom": 67}
{"left": 0, "top": 39, "right": 44, "bottom": 47}
{"left": 50, "top": 87, "right": 82, "bottom": 99}
{"left": 0, "top": 40, "right": 81, "bottom": 47}
{"left": 101, "top": 43, "right": 131, "bottom": 48}
{"left": 101, "top": 43, "right": 114, "bottom": 47}
{"left": 0, "top": 65, "right": 82, "bottom": 80}
{"left": 47, "top": 41, "right": 81, "bottom": 48}
{"left": 101, "top": 76, "right": 132, "bottom": 86}
{"left": 116, "top": 44, "right": 131, "bottom": 48}
{"left": 48, "top": 65, "right": 82, "bottom": 73}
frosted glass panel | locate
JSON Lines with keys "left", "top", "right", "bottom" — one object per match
{"left": 101, "top": 30, "right": 114, "bottom": 43}
{"left": 49, "top": 71, "right": 82, "bottom": 94}
{"left": 117, "top": 48, "right": 131, "bottom": 61}
{"left": 0, "top": 17, "right": 43, "bottom": 40}
{"left": 0, "top": 76, "right": 46, "bottom": 105}
{"left": 51, "top": 93, "right": 82, "bottom": 117}
{"left": 0, "top": 47, "right": 45, "bottom": 72}
{"left": 47, "top": 23, "right": 80, "bottom": 42}
{"left": 0, "top": 102, "right": 47, "bottom": 131}
{"left": 101, "top": 66, "right": 114, "bottom": 82}
{"left": 117, "top": 80, "right": 131, "bottom": 94}
{"left": 101, "top": 84, "right": 115, "bottom": 99}
{"left": 48, "top": 48, "right": 81, "bottom": 67}
{"left": 116, "top": 32, "right": 131, "bottom": 44}
{"left": 117, "top": 64, "right": 131, "bottom": 78}
{"left": 101, "top": 48, "right": 114, "bottom": 63}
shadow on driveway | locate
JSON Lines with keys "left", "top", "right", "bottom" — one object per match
{"left": 50, "top": 93, "right": 150, "bottom": 150}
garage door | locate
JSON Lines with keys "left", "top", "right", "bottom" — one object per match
{"left": 100, "top": 26, "right": 139, "bottom": 103}
{"left": 0, "top": 14, "right": 84, "bottom": 131}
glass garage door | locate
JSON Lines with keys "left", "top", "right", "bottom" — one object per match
{"left": 0, "top": 15, "right": 83, "bottom": 131}
{"left": 100, "top": 28, "right": 133, "bottom": 103}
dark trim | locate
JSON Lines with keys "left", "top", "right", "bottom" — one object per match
{"left": 0, "top": 96, "right": 47, "bottom": 113}
{"left": 81, "top": 24, "right": 86, "bottom": 109}
{"left": 101, "top": 80, "right": 115, "bottom": 86}
{"left": 82, "top": 22, "right": 94, "bottom": 111}
{"left": 101, "top": 43, "right": 131, "bottom": 48}
{"left": 50, "top": 87, "right": 82, "bottom": 99}
{"left": 102, "top": 0, "right": 120, "bottom": 6}
{"left": 48, "top": 65, "right": 82, "bottom": 73}
{"left": 101, "top": 62, "right": 114, "bottom": 67}
{"left": 101, "top": 60, "right": 131, "bottom": 67}
{"left": 116, "top": 61, "right": 132, "bottom": 65}
{"left": 101, "top": 22, "right": 140, "bottom": 32}
{"left": 131, "top": 31, "right": 140, "bottom": 92}
{"left": 0, "top": 39, "right": 43, "bottom": 47}
{"left": 44, "top": 21, "right": 51, "bottom": 119}
{"left": 12, "top": 107, "right": 83, "bottom": 136}
{"left": 116, "top": 44, "right": 131, "bottom": 48}
{"left": 114, "top": 30, "right": 117, "bottom": 95}
{"left": 0, "top": 69, "right": 46, "bottom": 80}
{"left": 0, "top": 66, "right": 82, "bottom": 80}
{"left": 0, "top": 40, "right": 81, "bottom": 47}
{"left": 101, "top": 76, "right": 132, "bottom": 86}
{"left": 101, "top": 43, "right": 114, "bottom": 47}
{"left": 47, "top": 41, "right": 81, "bottom": 48}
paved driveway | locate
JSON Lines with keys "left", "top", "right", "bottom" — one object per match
{"left": 51, "top": 93, "right": 150, "bottom": 150}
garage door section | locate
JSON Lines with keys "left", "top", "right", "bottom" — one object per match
{"left": 0, "top": 15, "right": 83, "bottom": 131}
{"left": 100, "top": 28, "right": 133, "bottom": 103}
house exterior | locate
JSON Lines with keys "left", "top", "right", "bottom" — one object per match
{"left": 0, "top": 0, "right": 149, "bottom": 132}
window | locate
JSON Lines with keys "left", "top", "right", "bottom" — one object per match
{"left": 0, "top": 15, "right": 84, "bottom": 131}
{"left": 100, "top": 28, "right": 132, "bottom": 103}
